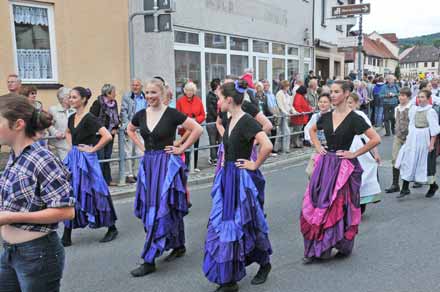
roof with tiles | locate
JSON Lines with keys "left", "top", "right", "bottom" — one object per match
{"left": 363, "top": 35, "right": 399, "bottom": 60}
{"left": 380, "top": 33, "right": 399, "bottom": 44}
{"left": 400, "top": 46, "right": 440, "bottom": 63}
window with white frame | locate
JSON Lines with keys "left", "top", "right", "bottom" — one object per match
{"left": 303, "top": 47, "right": 312, "bottom": 58}
{"left": 175, "top": 30, "right": 199, "bottom": 45}
{"left": 272, "top": 43, "right": 285, "bottom": 55}
{"left": 288, "top": 46, "right": 299, "bottom": 57}
{"left": 10, "top": 2, "right": 57, "bottom": 82}
{"left": 230, "top": 37, "right": 248, "bottom": 51}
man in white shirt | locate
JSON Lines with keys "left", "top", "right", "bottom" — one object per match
{"left": 48, "top": 87, "right": 74, "bottom": 161}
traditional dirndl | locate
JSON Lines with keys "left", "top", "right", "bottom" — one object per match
{"left": 203, "top": 162, "right": 272, "bottom": 285}
{"left": 63, "top": 147, "right": 117, "bottom": 229}
{"left": 300, "top": 152, "right": 363, "bottom": 258}
{"left": 135, "top": 150, "right": 188, "bottom": 264}
{"left": 350, "top": 136, "right": 381, "bottom": 205}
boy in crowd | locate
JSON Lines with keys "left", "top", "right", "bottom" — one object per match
{"left": 385, "top": 87, "right": 412, "bottom": 193}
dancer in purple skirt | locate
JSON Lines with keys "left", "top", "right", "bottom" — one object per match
{"left": 203, "top": 80, "right": 273, "bottom": 292}
{"left": 128, "top": 79, "right": 202, "bottom": 277}
{"left": 62, "top": 87, "right": 118, "bottom": 246}
{"left": 301, "top": 80, "right": 381, "bottom": 263}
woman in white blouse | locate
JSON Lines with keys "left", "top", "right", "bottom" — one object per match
{"left": 275, "top": 80, "right": 297, "bottom": 153}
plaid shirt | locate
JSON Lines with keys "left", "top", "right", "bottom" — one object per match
{"left": 0, "top": 142, "right": 75, "bottom": 233}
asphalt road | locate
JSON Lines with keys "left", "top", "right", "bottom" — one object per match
{"left": 38, "top": 136, "right": 440, "bottom": 291}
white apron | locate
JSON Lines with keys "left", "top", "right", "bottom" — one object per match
{"left": 350, "top": 111, "right": 381, "bottom": 199}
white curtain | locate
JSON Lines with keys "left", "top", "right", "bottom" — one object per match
{"left": 13, "top": 5, "right": 49, "bottom": 26}
{"left": 17, "top": 49, "right": 52, "bottom": 80}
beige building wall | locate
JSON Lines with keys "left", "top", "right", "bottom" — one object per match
{"left": 315, "top": 48, "right": 345, "bottom": 79}
{"left": 0, "top": 0, "right": 130, "bottom": 108}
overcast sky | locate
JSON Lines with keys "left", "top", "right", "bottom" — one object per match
{"left": 361, "top": 0, "right": 440, "bottom": 38}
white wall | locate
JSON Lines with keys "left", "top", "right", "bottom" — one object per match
{"left": 315, "top": 0, "right": 356, "bottom": 45}
{"left": 368, "top": 32, "right": 399, "bottom": 59}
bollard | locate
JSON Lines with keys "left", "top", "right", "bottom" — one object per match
{"left": 118, "top": 127, "right": 127, "bottom": 186}
{"left": 189, "top": 144, "right": 195, "bottom": 173}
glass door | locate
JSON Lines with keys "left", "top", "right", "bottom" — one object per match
{"left": 255, "top": 57, "right": 269, "bottom": 81}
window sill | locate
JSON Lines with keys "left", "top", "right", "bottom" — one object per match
{"left": 22, "top": 83, "right": 64, "bottom": 90}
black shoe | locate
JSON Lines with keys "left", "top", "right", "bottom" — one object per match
{"left": 130, "top": 263, "right": 156, "bottom": 277}
{"left": 334, "top": 252, "right": 350, "bottom": 259}
{"left": 100, "top": 227, "right": 118, "bottom": 243}
{"left": 396, "top": 189, "right": 410, "bottom": 198}
{"left": 215, "top": 283, "right": 239, "bottom": 292}
{"left": 61, "top": 228, "right": 72, "bottom": 247}
{"left": 426, "top": 183, "right": 439, "bottom": 198}
{"left": 360, "top": 204, "right": 367, "bottom": 215}
{"left": 251, "top": 263, "right": 271, "bottom": 285}
{"left": 164, "top": 247, "right": 186, "bottom": 262}
{"left": 385, "top": 184, "right": 400, "bottom": 193}
{"left": 413, "top": 182, "right": 422, "bottom": 188}
{"left": 126, "top": 176, "right": 136, "bottom": 184}
{"left": 302, "top": 257, "right": 316, "bottom": 265}
{"left": 188, "top": 202, "right": 193, "bottom": 209}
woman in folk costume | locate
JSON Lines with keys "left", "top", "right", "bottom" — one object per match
{"left": 215, "top": 78, "right": 272, "bottom": 207}
{"left": 395, "top": 89, "right": 440, "bottom": 198}
{"left": 304, "top": 93, "right": 331, "bottom": 178}
{"left": 301, "top": 81, "right": 381, "bottom": 263}
{"left": 203, "top": 80, "right": 273, "bottom": 292}
{"left": 62, "top": 87, "right": 118, "bottom": 247}
{"left": 128, "top": 79, "right": 203, "bottom": 277}
{"left": 347, "top": 93, "right": 382, "bottom": 214}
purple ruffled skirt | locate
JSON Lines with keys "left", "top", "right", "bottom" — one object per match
{"left": 63, "top": 147, "right": 117, "bottom": 229}
{"left": 135, "top": 150, "right": 188, "bottom": 264}
{"left": 300, "top": 152, "right": 362, "bottom": 258}
{"left": 203, "top": 162, "right": 272, "bottom": 285}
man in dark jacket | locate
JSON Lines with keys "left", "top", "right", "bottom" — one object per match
{"left": 206, "top": 79, "right": 221, "bottom": 165}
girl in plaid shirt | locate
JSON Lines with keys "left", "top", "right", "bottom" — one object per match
{"left": 0, "top": 94, "right": 75, "bottom": 292}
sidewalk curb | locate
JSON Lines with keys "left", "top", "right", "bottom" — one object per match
{"left": 110, "top": 149, "right": 313, "bottom": 198}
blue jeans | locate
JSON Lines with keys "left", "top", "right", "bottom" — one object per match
{"left": 374, "top": 105, "right": 384, "bottom": 127}
{"left": 0, "top": 232, "right": 65, "bottom": 292}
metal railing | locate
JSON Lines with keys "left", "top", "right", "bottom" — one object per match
{"left": 0, "top": 111, "right": 314, "bottom": 184}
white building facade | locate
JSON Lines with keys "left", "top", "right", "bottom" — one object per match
{"left": 130, "top": 0, "right": 314, "bottom": 105}
{"left": 314, "top": 0, "right": 357, "bottom": 81}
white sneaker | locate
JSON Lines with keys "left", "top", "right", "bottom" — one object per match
{"left": 194, "top": 168, "right": 201, "bottom": 172}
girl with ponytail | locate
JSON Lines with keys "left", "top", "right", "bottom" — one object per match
{"left": 0, "top": 94, "right": 75, "bottom": 291}
{"left": 61, "top": 87, "right": 119, "bottom": 246}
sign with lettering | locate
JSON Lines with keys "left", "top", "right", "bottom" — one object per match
{"left": 332, "top": 3, "right": 371, "bottom": 17}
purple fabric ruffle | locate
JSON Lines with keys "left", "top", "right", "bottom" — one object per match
{"left": 203, "top": 162, "right": 272, "bottom": 285}
{"left": 135, "top": 150, "right": 188, "bottom": 263}
{"left": 63, "top": 147, "right": 117, "bottom": 229}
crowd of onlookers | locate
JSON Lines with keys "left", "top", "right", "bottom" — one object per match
{"left": 3, "top": 70, "right": 439, "bottom": 184}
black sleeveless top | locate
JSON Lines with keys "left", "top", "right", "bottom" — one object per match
{"left": 223, "top": 113, "right": 262, "bottom": 161}
{"left": 131, "top": 107, "right": 187, "bottom": 151}
{"left": 317, "top": 111, "right": 370, "bottom": 151}
{"left": 68, "top": 113, "right": 102, "bottom": 146}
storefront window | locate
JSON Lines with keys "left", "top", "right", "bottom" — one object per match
{"left": 174, "top": 31, "right": 199, "bottom": 45}
{"left": 205, "top": 33, "right": 226, "bottom": 49}
{"left": 253, "top": 40, "right": 269, "bottom": 53}
{"left": 304, "top": 47, "right": 312, "bottom": 58}
{"left": 231, "top": 55, "right": 249, "bottom": 77}
{"left": 205, "top": 53, "right": 227, "bottom": 91}
{"left": 288, "top": 59, "right": 300, "bottom": 80}
{"left": 230, "top": 37, "right": 248, "bottom": 51}
{"left": 174, "top": 50, "right": 201, "bottom": 97}
{"left": 272, "top": 58, "right": 285, "bottom": 92}
{"left": 288, "top": 46, "right": 299, "bottom": 56}
{"left": 272, "top": 43, "right": 285, "bottom": 55}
